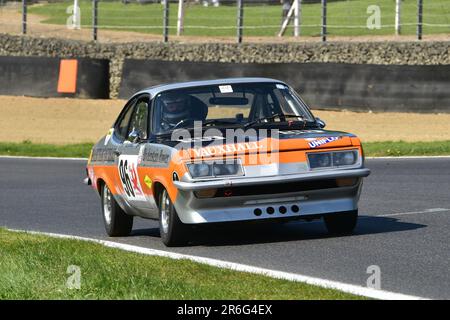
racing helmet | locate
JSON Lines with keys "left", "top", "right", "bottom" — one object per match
{"left": 160, "top": 91, "right": 190, "bottom": 125}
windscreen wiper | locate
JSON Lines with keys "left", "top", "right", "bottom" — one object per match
{"left": 244, "top": 113, "right": 305, "bottom": 129}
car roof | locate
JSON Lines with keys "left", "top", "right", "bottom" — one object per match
{"left": 132, "top": 77, "right": 288, "bottom": 99}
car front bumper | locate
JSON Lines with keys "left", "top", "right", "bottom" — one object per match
{"left": 173, "top": 168, "right": 370, "bottom": 224}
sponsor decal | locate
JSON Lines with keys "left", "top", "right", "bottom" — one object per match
{"left": 91, "top": 147, "right": 115, "bottom": 163}
{"left": 118, "top": 155, "right": 146, "bottom": 201}
{"left": 143, "top": 175, "right": 152, "bottom": 189}
{"left": 308, "top": 136, "right": 340, "bottom": 148}
{"left": 142, "top": 147, "right": 170, "bottom": 166}
{"left": 192, "top": 141, "right": 262, "bottom": 158}
{"left": 218, "top": 85, "right": 233, "bottom": 93}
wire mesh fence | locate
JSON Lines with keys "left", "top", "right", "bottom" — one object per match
{"left": 0, "top": 0, "right": 449, "bottom": 42}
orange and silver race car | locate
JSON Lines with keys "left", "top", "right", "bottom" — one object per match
{"left": 85, "top": 78, "right": 370, "bottom": 246}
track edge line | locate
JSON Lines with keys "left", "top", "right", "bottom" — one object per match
{"left": 6, "top": 228, "right": 429, "bottom": 301}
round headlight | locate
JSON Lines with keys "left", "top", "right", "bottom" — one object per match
{"left": 333, "top": 151, "right": 356, "bottom": 166}
{"left": 189, "top": 163, "right": 211, "bottom": 177}
{"left": 342, "top": 152, "right": 356, "bottom": 165}
{"left": 213, "top": 163, "right": 239, "bottom": 176}
{"left": 308, "top": 153, "right": 332, "bottom": 169}
{"left": 226, "top": 164, "right": 238, "bottom": 174}
{"left": 318, "top": 154, "right": 331, "bottom": 167}
{"left": 213, "top": 164, "right": 223, "bottom": 176}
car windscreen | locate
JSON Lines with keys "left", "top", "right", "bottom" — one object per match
{"left": 152, "top": 82, "right": 315, "bottom": 135}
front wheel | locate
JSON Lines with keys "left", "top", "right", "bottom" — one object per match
{"left": 324, "top": 210, "right": 358, "bottom": 235}
{"left": 101, "top": 183, "right": 133, "bottom": 236}
{"left": 159, "top": 189, "right": 189, "bottom": 247}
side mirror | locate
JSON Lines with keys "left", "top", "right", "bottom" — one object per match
{"left": 128, "top": 129, "right": 144, "bottom": 143}
{"left": 316, "top": 118, "right": 326, "bottom": 129}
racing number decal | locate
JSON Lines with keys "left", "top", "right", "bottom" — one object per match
{"left": 118, "top": 156, "right": 145, "bottom": 201}
{"left": 119, "top": 159, "right": 135, "bottom": 197}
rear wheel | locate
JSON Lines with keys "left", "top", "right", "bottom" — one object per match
{"left": 159, "top": 189, "right": 189, "bottom": 247}
{"left": 101, "top": 183, "right": 133, "bottom": 236}
{"left": 324, "top": 210, "right": 358, "bottom": 235}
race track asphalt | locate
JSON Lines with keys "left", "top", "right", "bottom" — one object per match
{"left": 1, "top": 157, "right": 449, "bottom": 299}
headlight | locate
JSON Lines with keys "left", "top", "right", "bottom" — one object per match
{"left": 187, "top": 163, "right": 211, "bottom": 178}
{"left": 308, "top": 153, "right": 332, "bottom": 169}
{"left": 186, "top": 161, "right": 243, "bottom": 178}
{"left": 333, "top": 150, "right": 358, "bottom": 166}
{"left": 213, "top": 163, "right": 241, "bottom": 176}
{"left": 308, "top": 150, "right": 359, "bottom": 169}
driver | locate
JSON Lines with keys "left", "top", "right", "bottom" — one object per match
{"left": 160, "top": 91, "right": 191, "bottom": 130}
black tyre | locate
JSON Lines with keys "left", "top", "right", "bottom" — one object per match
{"left": 158, "top": 188, "right": 189, "bottom": 247}
{"left": 101, "top": 183, "right": 133, "bottom": 236}
{"left": 324, "top": 210, "right": 358, "bottom": 235}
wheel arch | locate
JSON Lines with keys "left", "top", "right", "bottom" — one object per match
{"left": 153, "top": 181, "right": 166, "bottom": 208}
{"left": 96, "top": 178, "right": 105, "bottom": 195}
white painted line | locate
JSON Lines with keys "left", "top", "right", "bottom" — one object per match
{"left": 375, "top": 208, "right": 450, "bottom": 218}
{"left": 7, "top": 228, "right": 428, "bottom": 300}
{"left": 0, "top": 155, "right": 87, "bottom": 161}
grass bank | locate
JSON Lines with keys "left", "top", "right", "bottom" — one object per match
{"left": 1, "top": 141, "right": 450, "bottom": 159}
{"left": 0, "top": 228, "right": 361, "bottom": 299}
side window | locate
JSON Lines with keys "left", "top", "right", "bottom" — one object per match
{"left": 127, "top": 98, "right": 149, "bottom": 140}
{"left": 117, "top": 102, "right": 135, "bottom": 139}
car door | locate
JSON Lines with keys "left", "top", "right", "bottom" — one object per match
{"left": 116, "top": 95, "right": 151, "bottom": 210}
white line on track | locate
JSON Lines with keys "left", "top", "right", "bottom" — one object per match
{"left": 7, "top": 228, "right": 428, "bottom": 300}
{"left": 374, "top": 208, "right": 449, "bottom": 218}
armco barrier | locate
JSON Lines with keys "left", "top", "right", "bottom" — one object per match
{"left": 0, "top": 56, "right": 109, "bottom": 99}
{"left": 119, "top": 60, "right": 450, "bottom": 113}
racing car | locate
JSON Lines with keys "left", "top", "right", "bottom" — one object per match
{"left": 85, "top": 78, "right": 370, "bottom": 246}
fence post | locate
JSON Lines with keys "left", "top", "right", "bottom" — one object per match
{"left": 177, "top": 0, "right": 184, "bottom": 36}
{"left": 237, "top": 0, "right": 243, "bottom": 43}
{"left": 417, "top": 0, "right": 423, "bottom": 40}
{"left": 395, "top": 0, "right": 401, "bottom": 35}
{"left": 294, "top": 0, "right": 299, "bottom": 37}
{"left": 321, "top": 0, "right": 327, "bottom": 42}
{"left": 163, "top": 0, "right": 169, "bottom": 42}
{"left": 22, "top": 0, "right": 27, "bottom": 35}
{"left": 92, "top": 0, "right": 98, "bottom": 41}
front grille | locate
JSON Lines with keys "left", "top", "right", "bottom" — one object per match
{"left": 214, "top": 179, "right": 340, "bottom": 198}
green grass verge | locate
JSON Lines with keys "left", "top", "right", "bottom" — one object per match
{"left": 27, "top": 0, "right": 450, "bottom": 37}
{"left": 0, "top": 141, "right": 93, "bottom": 158}
{"left": 363, "top": 140, "right": 450, "bottom": 157}
{"left": 1, "top": 141, "right": 450, "bottom": 158}
{"left": 0, "top": 228, "right": 362, "bottom": 299}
